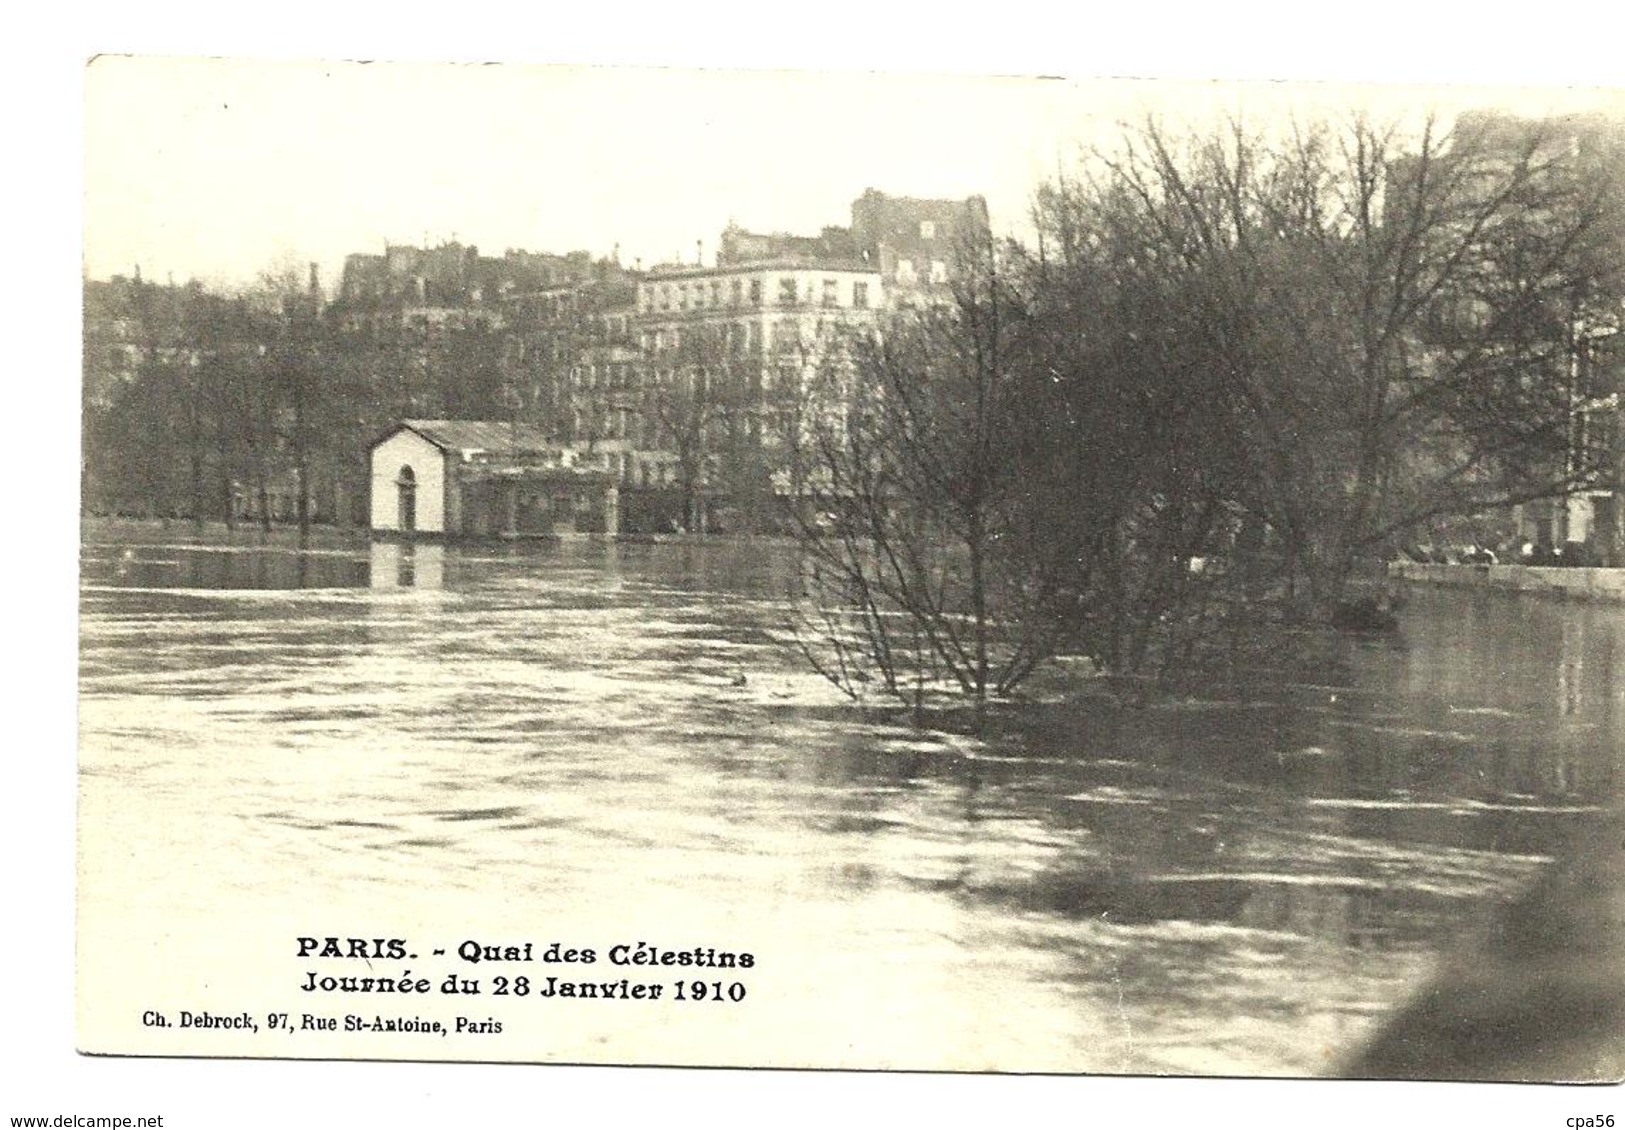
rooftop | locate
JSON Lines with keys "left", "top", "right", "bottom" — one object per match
{"left": 643, "top": 257, "right": 877, "bottom": 280}
{"left": 390, "top": 419, "right": 559, "bottom": 457}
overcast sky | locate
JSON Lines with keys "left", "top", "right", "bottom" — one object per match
{"left": 82, "top": 56, "right": 1625, "bottom": 294}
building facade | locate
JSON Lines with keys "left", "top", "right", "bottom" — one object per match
{"left": 85, "top": 189, "right": 989, "bottom": 536}
{"left": 1388, "top": 113, "right": 1625, "bottom": 566}
{"left": 497, "top": 265, "right": 643, "bottom": 487}
{"left": 1454, "top": 113, "right": 1625, "bottom": 565}
{"left": 849, "top": 188, "right": 991, "bottom": 300}
{"left": 632, "top": 256, "right": 885, "bottom": 530}
{"left": 617, "top": 188, "right": 983, "bottom": 530}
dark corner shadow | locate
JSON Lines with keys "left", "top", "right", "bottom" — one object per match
{"left": 1343, "top": 810, "right": 1625, "bottom": 1083}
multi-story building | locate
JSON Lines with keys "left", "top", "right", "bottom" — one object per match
{"left": 849, "top": 188, "right": 991, "bottom": 300}
{"left": 1447, "top": 113, "right": 1625, "bottom": 565}
{"left": 498, "top": 263, "right": 642, "bottom": 485}
{"left": 716, "top": 189, "right": 991, "bottom": 297}
{"left": 330, "top": 243, "right": 603, "bottom": 422}
{"left": 1379, "top": 113, "right": 1625, "bottom": 566}
{"left": 632, "top": 255, "right": 885, "bottom": 531}
{"left": 1546, "top": 325, "right": 1622, "bottom": 565}
{"left": 716, "top": 223, "right": 857, "bottom": 266}
{"left": 82, "top": 270, "right": 198, "bottom": 411}
{"left": 623, "top": 188, "right": 984, "bottom": 531}
{"left": 338, "top": 189, "right": 987, "bottom": 535}
{"left": 336, "top": 242, "right": 571, "bottom": 308}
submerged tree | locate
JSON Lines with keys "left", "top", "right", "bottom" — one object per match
{"left": 789, "top": 228, "right": 1235, "bottom": 708}
{"left": 790, "top": 239, "right": 1022, "bottom": 706}
{"left": 788, "top": 109, "right": 1625, "bottom": 715}
{"left": 1038, "top": 111, "right": 1625, "bottom": 605}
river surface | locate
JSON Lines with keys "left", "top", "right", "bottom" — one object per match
{"left": 76, "top": 521, "right": 1623, "bottom": 1075}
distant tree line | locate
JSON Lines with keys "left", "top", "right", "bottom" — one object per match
{"left": 83, "top": 262, "right": 509, "bottom": 532}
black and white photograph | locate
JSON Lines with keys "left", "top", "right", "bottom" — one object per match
{"left": 32, "top": 27, "right": 1625, "bottom": 1125}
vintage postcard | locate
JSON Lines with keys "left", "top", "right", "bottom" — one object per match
{"left": 77, "top": 54, "right": 1625, "bottom": 1091}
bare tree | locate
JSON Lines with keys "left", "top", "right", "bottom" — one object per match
{"left": 1037, "top": 111, "right": 1625, "bottom": 608}
{"left": 788, "top": 230, "right": 1227, "bottom": 709}
{"left": 786, "top": 110, "right": 1625, "bottom": 718}
{"left": 643, "top": 320, "right": 763, "bottom": 532}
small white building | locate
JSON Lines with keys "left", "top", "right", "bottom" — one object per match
{"left": 369, "top": 420, "right": 620, "bottom": 537}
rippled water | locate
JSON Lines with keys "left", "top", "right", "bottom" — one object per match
{"left": 77, "top": 521, "right": 1623, "bottom": 1075}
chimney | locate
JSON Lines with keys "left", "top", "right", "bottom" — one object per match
{"left": 696, "top": 239, "right": 704, "bottom": 266}
{"left": 308, "top": 262, "right": 321, "bottom": 297}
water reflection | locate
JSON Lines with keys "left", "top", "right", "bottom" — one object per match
{"left": 369, "top": 541, "right": 445, "bottom": 591}
{"left": 76, "top": 524, "right": 1623, "bottom": 1075}
{"left": 83, "top": 524, "right": 370, "bottom": 591}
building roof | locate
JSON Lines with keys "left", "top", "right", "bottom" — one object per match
{"left": 642, "top": 257, "right": 878, "bottom": 281}
{"left": 383, "top": 419, "right": 559, "bottom": 457}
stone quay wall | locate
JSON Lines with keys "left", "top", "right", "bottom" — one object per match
{"left": 1389, "top": 561, "right": 1625, "bottom": 602}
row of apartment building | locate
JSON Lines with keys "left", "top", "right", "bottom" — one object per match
{"left": 337, "top": 189, "right": 990, "bottom": 534}
{"left": 85, "top": 189, "right": 991, "bottom": 534}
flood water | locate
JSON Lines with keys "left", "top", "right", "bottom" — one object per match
{"left": 77, "top": 521, "right": 1624, "bottom": 1076}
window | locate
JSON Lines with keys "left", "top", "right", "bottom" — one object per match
{"left": 779, "top": 278, "right": 799, "bottom": 305}
{"left": 730, "top": 279, "right": 742, "bottom": 305}
{"left": 748, "top": 278, "right": 762, "bottom": 305}
{"left": 896, "top": 259, "right": 916, "bottom": 283}
{"left": 821, "top": 278, "right": 838, "bottom": 307}
{"left": 919, "top": 221, "right": 936, "bottom": 239}
{"left": 710, "top": 281, "right": 721, "bottom": 306}
{"left": 930, "top": 260, "right": 948, "bottom": 284}
{"left": 773, "top": 320, "right": 800, "bottom": 354}
{"left": 852, "top": 281, "right": 869, "bottom": 308}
